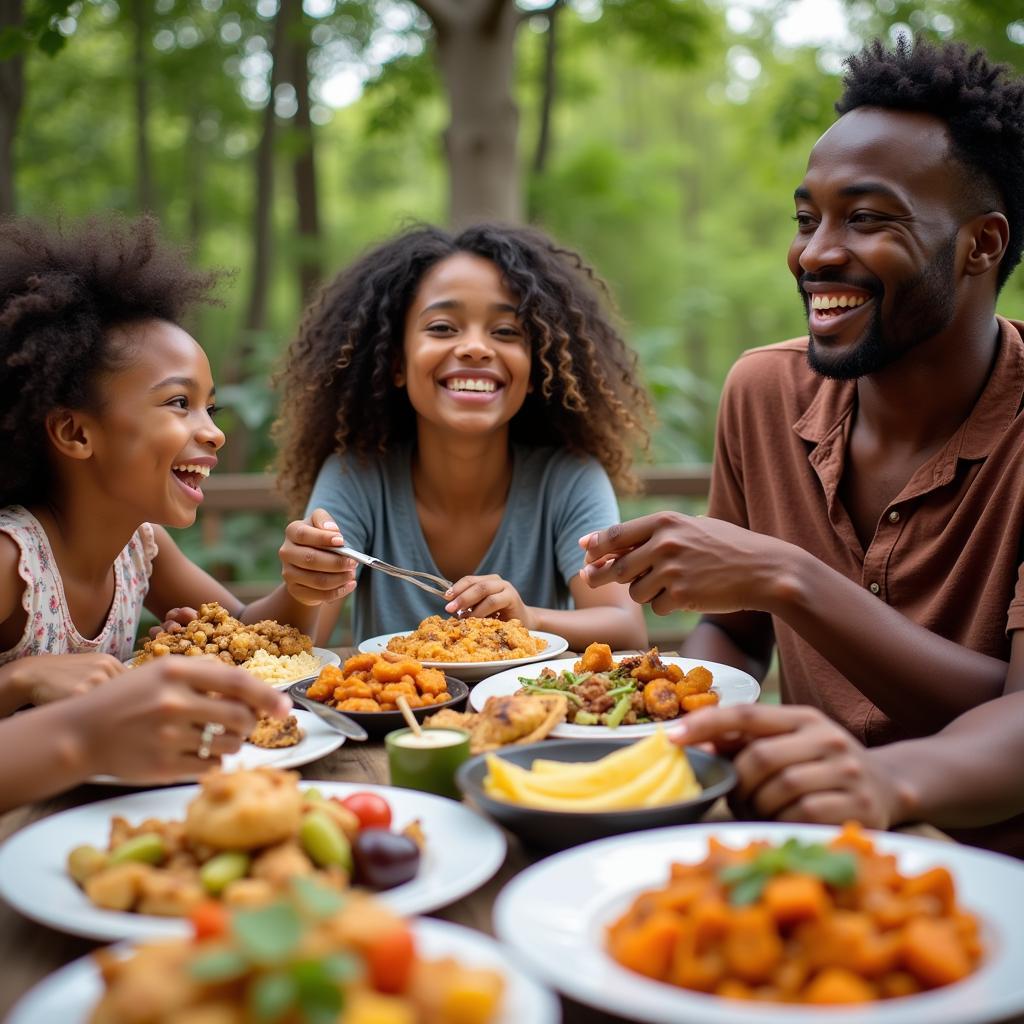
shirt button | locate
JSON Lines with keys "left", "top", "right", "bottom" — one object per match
{"left": 888, "top": 510, "right": 900, "bottom": 523}
{"left": 869, "top": 582, "right": 881, "bottom": 594}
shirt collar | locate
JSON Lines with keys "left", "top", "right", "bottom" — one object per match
{"left": 792, "top": 316, "right": 1024, "bottom": 460}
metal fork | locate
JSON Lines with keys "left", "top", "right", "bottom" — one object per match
{"left": 336, "top": 546, "right": 453, "bottom": 599}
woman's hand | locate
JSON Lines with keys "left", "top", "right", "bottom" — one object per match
{"left": 578, "top": 512, "right": 793, "bottom": 616}
{"left": 671, "top": 703, "right": 907, "bottom": 829}
{"left": 73, "top": 655, "right": 292, "bottom": 783}
{"left": 444, "top": 574, "right": 535, "bottom": 626}
{"left": 278, "top": 508, "right": 358, "bottom": 606}
{"left": 4, "top": 652, "right": 126, "bottom": 707}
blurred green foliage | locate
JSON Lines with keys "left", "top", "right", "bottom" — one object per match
{"left": 9, "top": 0, "right": 1024, "bottom": 640}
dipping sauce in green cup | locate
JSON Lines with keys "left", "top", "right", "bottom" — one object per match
{"left": 386, "top": 727, "right": 471, "bottom": 800}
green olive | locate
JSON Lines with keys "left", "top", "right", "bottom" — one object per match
{"left": 107, "top": 832, "right": 166, "bottom": 866}
{"left": 67, "top": 845, "right": 109, "bottom": 885}
{"left": 199, "top": 851, "right": 251, "bottom": 895}
{"left": 299, "top": 810, "right": 353, "bottom": 870}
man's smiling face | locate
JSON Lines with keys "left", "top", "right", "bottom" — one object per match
{"left": 788, "top": 106, "right": 969, "bottom": 380}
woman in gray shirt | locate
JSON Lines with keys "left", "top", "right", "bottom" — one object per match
{"left": 273, "top": 224, "right": 650, "bottom": 650}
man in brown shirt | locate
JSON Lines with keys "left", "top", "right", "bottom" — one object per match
{"left": 582, "top": 37, "right": 1024, "bottom": 853}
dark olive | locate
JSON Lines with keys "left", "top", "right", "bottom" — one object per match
{"left": 352, "top": 829, "right": 421, "bottom": 890}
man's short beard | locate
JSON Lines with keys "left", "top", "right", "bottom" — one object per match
{"left": 804, "top": 235, "right": 958, "bottom": 381}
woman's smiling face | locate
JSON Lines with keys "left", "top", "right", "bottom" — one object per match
{"left": 401, "top": 252, "right": 531, "bottom": 439}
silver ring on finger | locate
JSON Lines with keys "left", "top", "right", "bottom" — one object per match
{"left": 198, "top": 721, "right": 225, "bottom": 760}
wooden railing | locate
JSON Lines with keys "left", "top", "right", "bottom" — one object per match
{"left": 199, "top": 466, "right": 713, "bottom": 637}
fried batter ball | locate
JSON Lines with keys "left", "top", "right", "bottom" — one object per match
{"left": 305, "top": 652, "right": 452, "bottom": 713}
{"left": 185, "top": 768, "right": 302, "bottom": 850}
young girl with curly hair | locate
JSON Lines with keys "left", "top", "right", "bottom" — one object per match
{"left": 0, "top": 215, "right": 297, "bottom": 787}
{"left": 273, "top": 223, "right": 651, "bottom": 649}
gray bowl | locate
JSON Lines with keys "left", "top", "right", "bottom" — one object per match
{"left": 456, "top": 738, "right": 736, "bottom": 851}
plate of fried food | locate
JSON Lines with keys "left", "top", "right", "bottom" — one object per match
{"left": 496, "top": 821, "right": 1024, "bottom": 1024}
{"left": 128, "top": 601, "right": 340, "bottom": 689}
{"left": 89, "top": 708, "right": 345, "bottom": 785}
{"left": 8, "top": 884, "right": 560, "bottom": 1024}
{"left": 470, "top": 643, "right": 761, "bottom": 737}
{"left": 359, "top": 614, "right": 569, "bottom": 683}
{"left": 0, "top": 767, "right": 506, "bottom": 942}
{"left": 293, "top": 651, "right": 470, "bottom": 739}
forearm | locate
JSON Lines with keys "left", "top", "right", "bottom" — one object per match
{"left": 767, "top": 546, "right": 1006, "bottom": 729}
{"left": 0, "top": 660, "right": 29, "bottom": 717}
{"left": 530, "top": 604, "right": 647, "bottom": 652}
{"left": 682, "top": 618, "right": 773, "bottom": 682}
{"left": 0, "top": 701, "right": 92, "bottom": 811}
{"left": 240, "top": 584, "right": 322, "bottom": 635}
{"left": 870, "top": 693, "right": 1024, "bottom": 829}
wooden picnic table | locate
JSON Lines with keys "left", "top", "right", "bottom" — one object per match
{"left": 0, "top": 650, "right": 956, "bottom": 1022}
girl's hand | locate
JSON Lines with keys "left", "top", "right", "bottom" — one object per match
{"left": 75, "top": 655, "right": 291, "bottom": 783}
{"left": 445, "top": 574, "right": 535, "bottom": 627}
{"left": 149, "top": 606, "right": 198, "bottom": 639}
{"left": 7, "top": 652, "right": 126, "bottom": 706}
{"left": 579, "top": 512, "right": 790, "bottom": 616}
{"left": 278, "top": 508, "right": 358, "bottom": 606}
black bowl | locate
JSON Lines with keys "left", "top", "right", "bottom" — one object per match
{"left": 456, "top": 738, "right": 736, "bottom": 851}
{"left": 289, "top": 675, "right": 469, "bottom": 740}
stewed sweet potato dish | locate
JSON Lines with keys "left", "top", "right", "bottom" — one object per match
{"left": 607, "top": 823, "right": 983, "bottom": 1004}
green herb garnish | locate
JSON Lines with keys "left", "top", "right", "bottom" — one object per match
{"left": 719, "top": 839, "right": 858, "bottom": 906}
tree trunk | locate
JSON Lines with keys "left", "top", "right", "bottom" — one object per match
{"left": 433, "top": 0, "right": 521, "bottom": 226}
{"left": 184, "top": 99, "right": 204, "bottom": 253}
{"left": 0, "top": 0, "right": 24, "bottom": 215}
{"left": 531, "top": 3, "right": 558, "bottom": 176}
{"left": 289, "top": 12, "right": 321, "bottom": 303}
{"left": 131, "top": 0, "right": 155, "bottom": 212}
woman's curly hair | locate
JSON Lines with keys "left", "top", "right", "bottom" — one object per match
{"left": 273, "top": 223, "right": 651, "bottom": 515}
{"left": 837, "top": 36, "right": 1024, "bottom": 290}
{"left": 0, "top": 215, "right": 222, "bottom": 507}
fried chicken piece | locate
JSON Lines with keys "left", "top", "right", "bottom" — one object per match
{"left": 333, "top": 680, "right": 374, "bottom": 702}
{"left": 247, "top": 714, "right": 303, "bottom": 749}
{"left": 574, "top": 642, "right": 615, "bottom": 674}
{"left": 643, "top": 678, "right": 680, "bottom": 720}
{"left": 185, "top": 768, "right": 302, "bottom": 850}
{"left": 630, "top": 648, "right": 668, "bottom": 683}
{"left": 336, "top": 698, "right": 381, "bottom": 713}
{"left": 343, "top": 652, "right": 377, "bottom": 675}
{"left": 250, "top": 841, "right": 315, "bottom": 887}
{"left": 425, "top": 694, "right": 567, "bottom": 754}
{"left": 682, "top": 691, "right": 720, "bottom": 712}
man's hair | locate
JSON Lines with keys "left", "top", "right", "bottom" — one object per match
{"left": 836, "top": 36, "right": 1024, "bottom": 290}
{"left": 0, "top": 215, "right": 223, "bottom": 506}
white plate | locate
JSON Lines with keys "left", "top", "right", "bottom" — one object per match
{"left": 470, "top": 655, "right": 761, "bottom": 737}
{"left": 495, "top": 822, "right": 1024, "bottom": 1024}
{"left": 0, "top": 780, "right": 506, "bottom": 942}
{"left": 6, "top": 916, "right": 559, "bottom": 1024}
{"left": 88, "top": 709, "right": 344, "bottom": 785}
{"left": 124, "top": 647, "right": 341, "bottom": 691}
{"left": 358, "top": 630, "right": 569, "bottom": 683}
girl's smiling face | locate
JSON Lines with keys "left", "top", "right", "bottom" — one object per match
{"left": 77, "top": 319, "right": 225, "bottom": 528}
{"left": 401, "top": 253, "right": 531, "bottom": 439}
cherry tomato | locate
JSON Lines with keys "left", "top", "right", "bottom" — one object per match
{"left": 189, "top": 900, "right": 229, "bottom": 942}
{"left": 365, "top": 925, "right": 416, "bottom": 993}
{"left": 339, "top": 791, "right": 393, "bottom": 830}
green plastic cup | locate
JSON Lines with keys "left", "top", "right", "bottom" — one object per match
{"left": 385, "top": 727, "right": 471, "bottom": 800}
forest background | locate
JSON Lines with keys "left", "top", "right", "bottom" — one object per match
{"left": 2, "top": 0, "right": 1023, "bottom": 638}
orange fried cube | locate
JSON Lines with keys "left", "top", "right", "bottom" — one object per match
{"left": 342, "top": 653, "right": 377, "bottom": 676}
{"left": 371, "top": 657, "right": 422, "bottom": 683}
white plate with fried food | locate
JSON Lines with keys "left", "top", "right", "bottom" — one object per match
{"left": 7, "top": 916, "right": 560, "bottom": 1024}
{"left": 470, "top": 655, "right": 760, "bottom": 738}
{"left": 0, "top": 780, "right": 507, "bottom": 942}
{"left": 88, "top": 709, "right": 345, "bottom": 785}
{"left": 359, "top": 624, "right": 568, "bottom": 683}
{"left": 123, "top": 646, "right": 341, "bottom": 691}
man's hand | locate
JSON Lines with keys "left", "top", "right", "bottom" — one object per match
{"left": 444, "top": 574, "right": 534, "bottom": 626}
{"left": 5, "top": 652, "right": 126, "bottom": 706}
{"left": 671, "top": 703, "right": 909, "bottom": 828}
{"left": 578, "top": 512, "right": 791, "bottom": 616}
{"left": 278, "top": 508, "right": 358, "bottom": 606}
